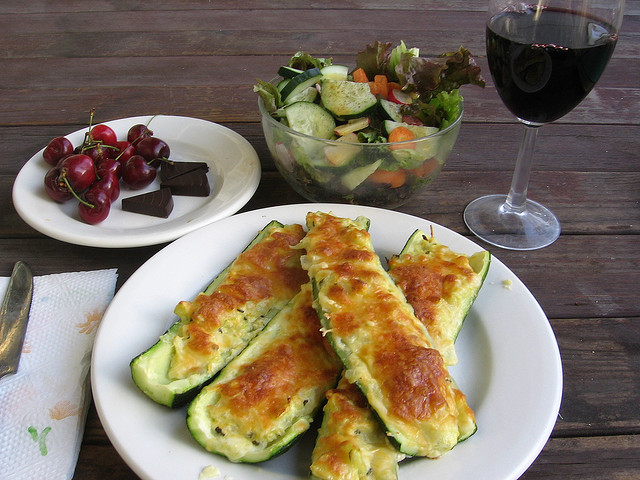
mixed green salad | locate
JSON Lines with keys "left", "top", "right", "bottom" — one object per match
{"left": 254, "top": 41, "right": 484, "bottom": 206}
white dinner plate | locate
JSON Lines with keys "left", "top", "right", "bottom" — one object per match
{"left": 12, "top": 115, "right": 260, "bottom": 248}
{"left": 92, "top": 203, "right": 563, "bottom": 480}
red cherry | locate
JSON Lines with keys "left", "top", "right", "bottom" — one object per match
{"left": 114, "top": 141, "right": 135, "bottom": 163}
{"left": 58, "top": 154, "right": 96, "bottom": 192}
{"left": 44, "top": 167, "right": 73, "bottom": 202}
{"left": 121, "top": 155, "right": 156, "bottom": 189}
{"left": 135, "top": 137, "right": 170, "bottom": 167}
{"left": 93, "top": 172, "right": 121, "bottom": 202}
{"left": 78, "top": 187, "right": 111, "bottom": 224}
{"left": 127, "top": 124, "right": 153, "bottom": 145}
{"left": 89, "top": 124, "right": 118, "bottom": 146}
{"left": 43, "top": 136, "right": 74, "bottom": 166}
{"left": 84, "top": 143, "right": 116, "bottom": 163}
{"left": 96, "top": 157, "right": 122, "bottom": 179}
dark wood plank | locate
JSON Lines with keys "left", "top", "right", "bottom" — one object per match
{"left": 4, "top": 153, "right": 640, "bottom": 236}
{"left": 0, "top": 0, "right": 497, "bottom": 15}
{"left": 0, "top": 62, "right": 636, "bottom": 126}
{"left": 1, "top": 228, "right": 639, "bottom": 321}
{"left": 72, "top": 433, "right": 640, "bottom": 480}
{"left": 2, "top": 123, "right": 639, "bottom": 175}
{"left": 521, "top": 435, "right": 640, "bottom": 479}
{"left": 4, "top": 167, "right": 640, "bottom": 238}
{"left": 73, "top": 442, "right": 139, "bottom": 480}
{"left": 552, "top": 318, "right": 640, "bottom": 436}
{"left": 2, "top": 1, "right": 639, "bottom": 479}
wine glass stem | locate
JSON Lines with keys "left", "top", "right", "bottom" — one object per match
{"left": 505, "top": 124, "right": 540, "bottom": 213}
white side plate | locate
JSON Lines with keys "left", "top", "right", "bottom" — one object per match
{"left": 13, "top": 115, "right": 261, "bottom": 247}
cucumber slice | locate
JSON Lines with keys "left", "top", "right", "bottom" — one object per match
{"left": 278, "top": 65, "right": 304, "bottom": 78}
{"left": 323, "top": 134, "right": 361, "bottom": 167}
{"left": 280, "top": 68, "right": 323, "bottom": 103}
{"left": 284, "top": 101, "right": 336, "bottom": 139}
{"left": 379, "top": 98, "right": 403, "bottom": 122}
{"left": 283, "top": 86, "right": 318, "bottom": 105}
{"left": 320, "top": 79, "right": 377, "bottom": 118}
{"left": 384, "top": 120, "right": 439, "bottom": 138}
{"left": 321, "top": 64, "right": 349, "bottom": 80}
{"left": 341, "top": 159, "right": 382, "bottom": 190}
{"left": 276, "top": 78, "right": 290, "bottom": 92}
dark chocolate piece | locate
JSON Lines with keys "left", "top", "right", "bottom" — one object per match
{"left": 160, "top": 161, "right": 209, "bottom": 182}
{"left": 160, "top": 169, "right": 210, "bottom": 197}
{"left": 121, "top": 188, "right": 174, "bottom": 218}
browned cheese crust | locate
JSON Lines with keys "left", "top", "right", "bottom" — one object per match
{"left": 388, "top": 243, "right": 479, "bottom": 365}
{"left": 310, "top": 374, "right": 402, "bottom": 480}
{"left": 302, "top": 212, "right": 474, "bottom": 457}
{"left": 170, "top": 224, "right": 308, "bottom": 378}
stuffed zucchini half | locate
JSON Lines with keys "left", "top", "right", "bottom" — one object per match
{"left": 300, "top": 212, "right": 476, "bottom": 458}
{"left": 130, "top": 221, "right": 308, "bottom": 408}
{"left": 187, "top": 283, "right": 343, "bottom": 463}
{"left": 388, "top": 229, "right": 490, "bottom": 366}
{"left": 310, "top": 373, "right": 405, "bottom": 480}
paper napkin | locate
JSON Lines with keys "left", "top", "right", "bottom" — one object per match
{"left": 0, "top": 269, "right": 118, "bottom": 480}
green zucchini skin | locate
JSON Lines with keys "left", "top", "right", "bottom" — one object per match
{"left": 388, "top": 229, "right": 490, "bottom": 366}
{"left": 130, "top": 221, "right": 307, "bottom": 408}
{"left": 310, "top": 373, "right": 404, "bottom": 480}
{"left": 186, "top": 283, "right": 343, "bottom": 463}
{"left": 301, "top": 212, "right": 476, "bottom": 458}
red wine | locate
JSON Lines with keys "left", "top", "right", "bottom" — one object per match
{"left": 487, "top": 7, "right": 617, "bottom": 124}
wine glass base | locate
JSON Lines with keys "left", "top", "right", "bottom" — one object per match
{"left": 464, "top": 194, "right": 560, "bottom": 251}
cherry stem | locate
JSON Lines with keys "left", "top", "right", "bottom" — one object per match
{"left": 114, "top": 149, "right": 127, "bottom": 161}
{"left": 80, "top": 108, "right": 97, "bottom": 150}
{"left": 150, "top": 156, "right": 172, "bottom": 166}
{"left": 61, "top": 174, "right": 94, "bottom": 208}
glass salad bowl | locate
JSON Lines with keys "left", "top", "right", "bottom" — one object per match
{"left": 259, "top": 98, "right": 463, "bottom": 208}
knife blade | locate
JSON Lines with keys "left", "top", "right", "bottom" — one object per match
{"left": 0, "top": 261, "right": 33, "bottom": 378}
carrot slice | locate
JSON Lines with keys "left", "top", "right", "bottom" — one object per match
{"left": 388, "top": 126, "right": 416, "bottom": 150}
{"left": 368, "top": 168, "right": 407, "bottom": 188}
{"left": 368, "top": 81, "right": 387, "bottom": 97}
{"left": 373, "top": 75, "right": 389, "bottom": 98}
{"left": 387, "top": 81, "right": 402, "bottom": 91}
{"left": 410, "top": 157, "right": 439, "bottom": 177}
{"left": 352, "top": 68, "right": 369, "bottom": 83}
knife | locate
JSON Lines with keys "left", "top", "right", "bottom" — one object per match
{"left": 0, "top": 261, "right": 33, "bottom": 378}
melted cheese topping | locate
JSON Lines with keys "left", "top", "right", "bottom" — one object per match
{"left": 201, "top": 284, "right": 342, "bottom": 456}
{"left": 169, "top": 224, "right": 308, "bottom": 379}
{"left": 311, "top": 374, "right": 402, "bottom": 480}
{"left": 388, "top": 235, "right": 483, "bottom": 366}
{"left": 301, "top": 212, "right": 474, "bottom": 457}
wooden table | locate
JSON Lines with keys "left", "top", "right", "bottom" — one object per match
{"left": 2, "top": 1, "right": 638, "bottom": 478}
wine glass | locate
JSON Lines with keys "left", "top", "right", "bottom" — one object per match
{"left": 464, "top": 0, "right": 625, "bottom": 250}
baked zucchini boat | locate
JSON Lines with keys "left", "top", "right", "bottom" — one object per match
{"left": 388, "top": 229, "right": 490, "bottom": 366}
{"left": 310, "top": 373, "right": 405, "bottom": 480}
{"left": 130, "top": 221, "right": 308, "bottom": 407}
{"left": 300, "top": 211, "right": 476, "bottom": 458}
{"left": 186, "top": 283, "right": 343, "bottom": 462}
